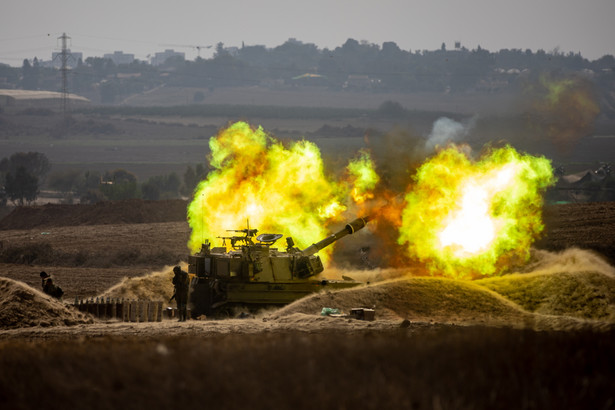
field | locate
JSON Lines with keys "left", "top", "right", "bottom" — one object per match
{"left": 2, "top": 86, "right": 615, "bottom": 182}
{"left": 1, "top": 87, "right": 615, "bottom": 409}
{"left": 0, "top": 200, "right": 614, "bottom": 409}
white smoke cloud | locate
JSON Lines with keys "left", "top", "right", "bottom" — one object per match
{"left": 425, "top": 116, "right": 476, "bottom": 151}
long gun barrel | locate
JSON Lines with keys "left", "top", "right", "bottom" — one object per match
{"left": 300, "top": 216, "right": 371, "bottom": 257}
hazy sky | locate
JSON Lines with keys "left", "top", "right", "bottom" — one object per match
{"left": 1, "top": 0, "right": 614, "bottom": 66}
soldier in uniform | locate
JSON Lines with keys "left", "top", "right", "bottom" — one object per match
{"left": 40, "top": 271, "right": 50, "bottom": 290}
{"left": 171, "top": 266, "right": 190, "bottom": 321}
{"left": 40, "top": 271, "right": 64, "bottom": 299}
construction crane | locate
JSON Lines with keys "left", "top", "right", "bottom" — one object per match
{"left": 158, "top": 44, "right": 212, "bottom": 58}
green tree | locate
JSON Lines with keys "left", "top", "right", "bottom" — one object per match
{"left": 0, "top": 152, "right": 50, "bottom": 182}
{"left": 141, "top": 180, "right": 160, "bottom": 200}
{"left": 214, "top": 42, "right": 229, "bottom": 58}
{"left": 5, "top": 167, "right": 38, "bottom": 205}
{"left": 21, "top": 58, "right": 40, "bottom": 90}
{"left": 0, "top": 152, "right": 50, "bottom": 204}
{"left": 141, "top": 172, "right": 181, "bottom": 200}
{"left": 181, "top": 164, "right": 206, "bottom": 196}
{"left": 48, "top": 169, "right": 82, "bottom": 193}
{"left": 377, "top": 100, "right": 406, "bottom": 117}
{"left": 75, "top": 170, "right": 102, "bottom": 196}
{"left": 182, "top": 166, "right": 196, "bottom": 195}
{"left": 99, "top": 169, "right": 139, "bottom": 200}
{"left": 165, "top": 172, "right": 180, "bottom": 195}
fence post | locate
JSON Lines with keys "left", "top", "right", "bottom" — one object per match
{"left": 88, "top": 298, "right": 96, "bottom": 316}
{"left": 104, "top": 297, "right": 110, "bottom": 319}
{"left": 129, "top": 300, "right": 137, "bottom": 322}
{"left": 156, "top": 301, "right": 163, "bottom": 322}
{"left": 147, "top": 302, "right": 155, "bottom": 322}
{"left": 110, "top": 298, "right": 116, "bottom": 320}
{"left": 121, "top": 299, "right": 129, "bottom": 322}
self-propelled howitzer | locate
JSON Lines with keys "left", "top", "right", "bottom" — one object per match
{"left": 187, "top": 216, "right": 370, "bottom": 317}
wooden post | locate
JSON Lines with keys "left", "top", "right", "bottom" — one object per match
{"left": 129, "top": 300, "right": 137, "bottom": 322}
{"left": 121, "top": 299, "right": 129, "bottom": 322}
{"left": 137, "top": 301, "right": 145, "bottom": 322}
{"left": 147, "top": 302, "right": 155, "bottom": 322}
{"left": 88, "top": 298, "right": 96, "bottom": 316}
{"left": 104, "top": 297, "right": 111, "bottom": 319}
{"left": 110, "top": 298, "right": 116, "bottom": 320}
{"left": 156, "top": 301, "right": 163, "bottom": 322}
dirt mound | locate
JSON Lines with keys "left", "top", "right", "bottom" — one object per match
{"left": 273, "top": 276, "right": 532, "bottom": 326}
{"left": 0, "top": 199, "right": 188, "bottom": 229}
{"left": 98, "top": 266, "right": 176, "bottom": 301}
{"left": 477, "top": 248, "right": 615, "bottom": 321}
{"left": 272, "top": 249, "right": 615, "bottom": 329}
{"left": 0, "top": 277, "right": 93, "bottom": 329}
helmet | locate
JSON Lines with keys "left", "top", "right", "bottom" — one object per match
{"left": 40, "top": 271, "right": 50, "bottom": 278}
{"left": 173, "top": 266, "right": 181, "bottom": 273}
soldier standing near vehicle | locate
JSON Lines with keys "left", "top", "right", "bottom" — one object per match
{"left": 171, "top": 266, "right": 190, "bottom": 321}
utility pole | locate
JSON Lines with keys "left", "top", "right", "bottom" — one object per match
{"left": 55, "top": 32, "right": 72, "bottom": 123}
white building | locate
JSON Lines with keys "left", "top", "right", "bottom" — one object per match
{"left": 151, "top": 49, "right": 185, "bottom": 66}
{"left": 103, "top": 51, "right": 135, "bottom": 65}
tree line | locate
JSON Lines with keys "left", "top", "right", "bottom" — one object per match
{"left": 2, "top": 38, "right": 614, "bottom": 104}
{"left": 0, "top": 152, "right": 207, "bottom": 206}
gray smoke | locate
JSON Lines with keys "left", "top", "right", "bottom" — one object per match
{"left": 425, "top": 117, "right": 476, "bottom": 151}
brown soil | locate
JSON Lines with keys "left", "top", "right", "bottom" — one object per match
{"left": 0, "top": 277, "right": 93, "bottom": 329}
{"left": 0, "top": 199, "right": 188, "bottom": 230}
{"left": 0, "top": 199, "right": 614, "bottom": 409}
{"left": 537, "top": 202, "right": 615, "bottom": 264}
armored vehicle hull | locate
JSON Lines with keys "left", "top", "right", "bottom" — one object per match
{"left": 188, "top": 216, "right": 370, "bottom": 316}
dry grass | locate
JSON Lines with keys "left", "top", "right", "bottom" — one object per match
{"left": 275, "top": 276, "right": 531, "bottom": 326}
{"left": 0, "top": 277, "right": 92, "bottom": 329}
{"left": 0, "top": 328, "right": 613, "bottom": 410}
{"left": 477, "top": 248, "right": 615, "bottom": 321}
{"left": 98, "top": 266, "right": 176, "bottom": 301}
{"left": 479, "top": 271, "right": 615, "bottom": 320}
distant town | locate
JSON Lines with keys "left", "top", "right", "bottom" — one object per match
{"left": 0, "top": 38, "right": 613, "bottom": 113}
{"left": 45, "top": 48, "right": 191, "bottom": 69}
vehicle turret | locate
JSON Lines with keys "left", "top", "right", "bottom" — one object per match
{"left": 187, "top": 216, "right": 371, "bottom": 317}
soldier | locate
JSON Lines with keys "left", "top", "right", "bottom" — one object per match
{"left": 40, "top": 271, "right": 64, "bottom": 299}
{"left": 40, "top": 271, "right": 50, "bottom": 290}
{"left": 171, "top": 266, "right": 190, "bottom": 321}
